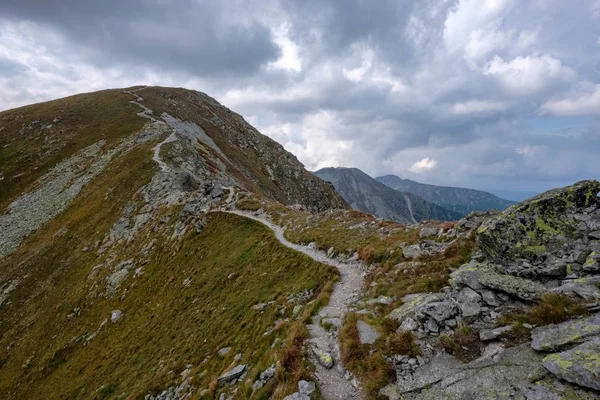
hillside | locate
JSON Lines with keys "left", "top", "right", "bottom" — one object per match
{"left": 314, "top": 167, "right": 462, "bottom": 223}
{"left": 376, "top": 174, "right": 515, "bottom": 216}
{"left": 0, "top": 86, "right": 345, "bottom": 399}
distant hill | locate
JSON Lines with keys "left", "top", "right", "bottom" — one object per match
{"left": 314, "top": 167, "right": 462, "bottom": 223}
{"left": 376, "top": 174, "right": 516, "bottom": 216}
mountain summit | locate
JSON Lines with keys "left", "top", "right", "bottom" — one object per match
{"left": 314, "top": 167, "right": 462, "bottom": 223}
{"left": 376, "top": 174, "right": 515, "bottom": 216}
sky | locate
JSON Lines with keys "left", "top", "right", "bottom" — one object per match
{"left": 1, "top": 0, "right": 599, "bottom": 193}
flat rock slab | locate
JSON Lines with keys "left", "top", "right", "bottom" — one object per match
{"left": 387, "top": 293, "right": 445, "bottom": 323}
{"left": 357, "top": 320, "right": 380, "bottom": 344}
{"left": 531, "top": 313, "right": 600, "bottom": 351}
{"left": 217, "top": 364, "right": 246, "bottom": 385}
{"left": 543, "top": 337, "right": 600, "bottom": 390}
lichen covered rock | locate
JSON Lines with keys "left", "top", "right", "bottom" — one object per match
{"left": 477, "top": 180, "right": 600, "bottom": 274}
{"left": 531, "top": 313, "right": 600, "bottom": 351}
{"left": 543, "top": 337, "right": 600, "bottom": 390}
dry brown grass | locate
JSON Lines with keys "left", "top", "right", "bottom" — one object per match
{"left": 439, "top": 325, "right": 484, "bottom": 363}
{"left": 498, "top": 293, "right": 589, "bottom": 326}
{"left": 382, "top": 331, "right": 422, "bottom": 357}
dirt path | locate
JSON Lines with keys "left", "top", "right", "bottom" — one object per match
{"left": 218, "top": 209, "right": 365, "bottom": 400}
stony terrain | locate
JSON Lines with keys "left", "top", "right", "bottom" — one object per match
{"left": 314, "top": 167, "right": 462, "bottom": 223}
{"left": 377, "top": 174, "right": 516, "bottom": 216}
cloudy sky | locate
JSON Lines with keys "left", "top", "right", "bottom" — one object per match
{"left": 1, "top": 0, "right": 599, "bottom": 194}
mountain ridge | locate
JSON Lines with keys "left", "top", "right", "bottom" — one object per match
{"left": 376, "top": 174, "right": 515, "bottom": 216}
{"left": 314, "top": 167, "right": 462, "bottom": 223}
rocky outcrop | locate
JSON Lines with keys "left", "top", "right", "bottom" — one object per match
{"left": 477, "top": 180, "right": 600, "bottom": 277}
{"left": 531, "top": 313, "right": 600, "bottom": 351}
{"left": 542, "top": 338, "right": 600, "bottom": 390}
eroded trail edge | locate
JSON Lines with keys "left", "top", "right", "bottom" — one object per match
{"left": 219, "top": 209, "right": 365, "bottom": 400}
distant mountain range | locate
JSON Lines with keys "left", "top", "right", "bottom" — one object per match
{"left": 376, "top": 174, "right": 516, "bottom": 216}
{"left": 314, "top": 167, "right": 462, "bottom": 223}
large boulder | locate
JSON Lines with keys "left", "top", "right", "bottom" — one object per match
{"left": 476, "top": 180, "right": 600, "bottom": 275}
{"left": 531, "top": 313, "right": 600, "bottom": 351}
{"left": 543, "top": 337, "right": 600, "bottom": 390}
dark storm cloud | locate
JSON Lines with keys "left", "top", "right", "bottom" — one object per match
{"left": 0, "top": 0, "right": 599, "bottom": 192}
{"left": 0, "top": 0, "right": 280, "bottom": 76}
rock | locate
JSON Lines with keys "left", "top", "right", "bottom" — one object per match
{"left": 387, "top": 293, "right": 445, "bottom": 323}
{"left": 477, "top": 180, "right": 600, "bottom": 268}
{"left": 423, "top": 301, "right": 458, "bottom": 324}
{"left": 312, "top": 347, "right": 334, "bottom": 368}
{"left": 110, "top": 310, "right": 123, "bottom": 323}
{"left": 357, "top": 320, "right": 380, "bottom": 344}
{"left": 420, "top": 227, "right": 439, "bottom": 238}
{"left": 531, "top": 313, "right": 600, "bottom": 351}
{"left": 479, "top": 326, "right": 512, "bottom": 341}
{"left": 399, "top": 317, "right": 418, "bottom": 331}
{"left": 424, "top": 318, "right": 439, "bottom": 333}
{"left": 543, "top": 337, "right": 600, "bottom": 390}
{"left": 379, "top": 383, "right": 401, "bottom": 400}
{"left": 551, "top": 282, "right": 600, "bottom": 301}
{"left": 402, "top": 242, "right": 447, "bottom": 259}
{"left": 252, "top": 380, "right": 263, "bottom": 390}
{"left": 451, "top": 262, "right": 547, "bottom": 301}
{"left": 367, "top": 295, "right": 393, "bottom": 305}
{"left": 469, "top": 342, "right": 505, "bottom": 368}
{"left": 252, "top": 303, "right": 268, "bottom": 311}
{"left": 523, "top": 385, "right": 561, "bottom": 400}
{"left": 397, "top": 344, "right": 546, "bottom": 398}
{"left": 298, "top": 380, "right": 316, "bottom": 396}
{"left": 292, "top": 305, "right": 302, "bottom": 315}
{"left": 217, "top": 364, "right": 246, "bottom": 385}
{"left": 456, "top": 287, "right": 481, "bottom": 304}
{"left": 459, "top": 302, "right": 481, "bottom": 323}
{"left": 283, "top": 393, "right": 310, "bottom": 400}
{"left": 480, "top": 289, "right": 501, "bottom": 307}
{"left": 218, "top": 347, "right": 231, "bottom": 356}
{"left": 588, "top": 231, "right": 600, "bottom": 240}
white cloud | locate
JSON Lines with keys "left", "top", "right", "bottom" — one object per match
{"left": 267, "top": 24, "right": 302, "bottom": 72}
{"left": 540, "top": 84, "right": 600, "bottom": 115}
{"left": 451, "top": 100, "right": 507, "bottom": 114}
{"left": 484, "top": 55, "right": 576, "bottom": 95}
{"left": 409, "top": 158, "right": 438, "bottom": 173}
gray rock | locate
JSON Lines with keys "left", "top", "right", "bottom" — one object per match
{"left": 218, "top": 347, "right": 231, "bottom": 356}
{"left": 400, "top": 317, "right": 418, "bottom": 331}
{"left": 379, "top": 383, "right": 401, "bottom": 400}
{"left": 543, "top": 337, "right": 600, "bottom": 390}
{"left": 424, "top": 318, "right": 439, "bottom": 333}
{"left": 311, "top": 346, "right": 334, "bottom": 368}
{"left": 110, "top": 310, "right": 123, "bottom": 323}
{"left": 402, "top": 242, "right": 447, "bottom": 259}
{"left": 551, "top": 282, "right": 600, "bottom": 301}
{"left": 459, "top": 302, "right": 481, "bottom": 323}
{"left": 217, "top": 364, "right": 246, "bottom": 385}
{"left": 420, "top": 227, "right": 439, "bottom": 238}
{"left": 480, "top": 289, "right": 501, "bottom": 307}
{"left": 387, "top": 293, "right": 445, "bottom": 323}
{"left": 456, "top": 287, "right": 481, "bottom": 304}
{"left": 283, "top": 394, "right": 310, "bottom": 400}
{"left": 423, "top": 301, "right": 458, "bottom": 324}
{"left": 588, "top": 231, "right": 600, "bottom": 240}
{"left": 523, "top": 385, "right": 561, "bottom": 400}
{"left": 357, "top": 320, "right": 380, "bottom": 344}
{"left": 367, "top": 295, "right": 393, "bottom": 305}
{"left": 479, "top": 325, "right": 512, "bottom": 341}
{"left": 298, "top": 380, "right": 316, "bottom": 396}
{"left": 531, "top": 313, "right": 600, "bottom": 351}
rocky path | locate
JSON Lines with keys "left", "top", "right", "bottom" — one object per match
{"left": 152, "top": 132, "right": 177, "bottom": 171}
{"left": 218, "top": 209, "right": 365, "bottom": 400}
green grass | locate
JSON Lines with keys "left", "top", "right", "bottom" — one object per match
{"left": 498, "top": 294, "right": 589, "bottom": 328}
{"left": 0, "top": 88, "right": 145, "bottom": 209}
{"left": 439, "top": 325, "right": 483, "bottom": 363}
{"left": 0, "top": 210, "right": 337, "bottom": 399}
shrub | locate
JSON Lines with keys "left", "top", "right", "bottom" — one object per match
{"left": 499, "top": 294, "right": 589, "bottom": 327}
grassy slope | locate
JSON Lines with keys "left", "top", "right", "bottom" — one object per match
{"left": 0, "top": 88, "right": 145, "bottom": 209}
{"left": 0, "top": 208, "right": 336, "bottom": 399}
